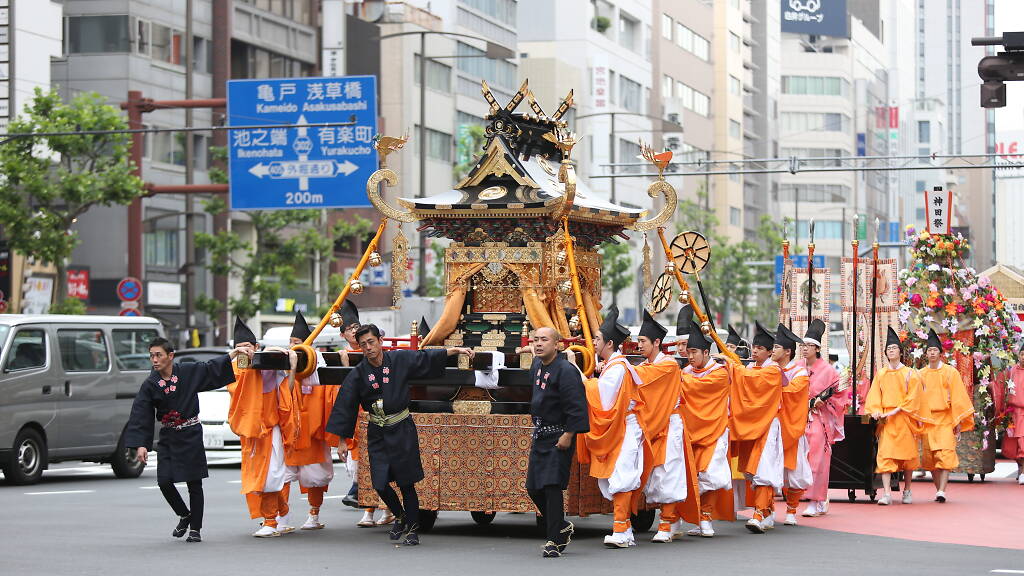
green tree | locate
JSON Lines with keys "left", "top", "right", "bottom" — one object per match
{"left": 453, "top": 125, "right": 487, "bottom": 181}
{"left": 0, "top": 89, "right": 145, "bottom": 308}
{"left": 422, "top": 240, "right": 448, "bottom": 298}
{"left": 196, "top": 147, "right": 374, "bottom": 321}
{"left": 599, "top": 240, "right": 632, "bottom": 306}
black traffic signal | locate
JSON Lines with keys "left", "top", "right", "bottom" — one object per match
{"left": 973, "top": 34, "right": 1024, "bottom": 108}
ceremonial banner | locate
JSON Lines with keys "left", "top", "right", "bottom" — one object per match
{"left": 924, "top": 187, "right": 952, "bottom": 235}
{"left": 841, "top": 257, "right": 899, "bottom": 385}
{"left": 779, "top": 256, "right": 794, "bottom": 326}
{"left": 788, "top": 268, "right": 831, "bottom": 359}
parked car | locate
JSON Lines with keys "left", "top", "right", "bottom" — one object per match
{"left": 174, "top": 347, "right": 239, "bottom": 451}
{"left": 0, "top": 315, "right": 163, "bottom": 484}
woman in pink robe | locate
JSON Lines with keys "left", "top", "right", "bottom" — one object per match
{"left": 800, "top": 320, "right": 851, "bottom": 516}
{"left": 996, "top": 346, "right": 1024, "bottom": 485}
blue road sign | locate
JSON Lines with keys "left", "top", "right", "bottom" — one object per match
{"left": 774, "top": 254, "right": 826, "bottom": 295}
{"left": 227, "top": 76, "right": 378, "bottom": 210}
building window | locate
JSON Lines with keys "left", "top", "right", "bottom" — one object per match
{"left": 68, "top": 15, "right": 130, "bottom": 53}
{"left": 619, "top": 13, "right": 639, "bottom": 52}
{"left": 918, "top": 120, "right": 931, "bottom": 143}
{"left": 675, "top": 82, "right": 710, "bottom": 117}
{"left": 457, "top": 41, "right": 517, "bottom": 89}
{"left": 781, "top": 76, "right": 850, "bottom": 96}
{"left": 780, "top": 147, "right": 846, "bottom": 166}
{"left": 662, "top": 74, "right": 673, "bottom": 99}
{"left": 461, "top": 0, "right": 517, "bottom": 27}
{"left": 415, "top": 126, "right": 453, "bottom": 162}
{"left": 152, "top": 23, "right": 185, "bottom": 66}
{"left": 729, "top": 119, "right": 742, "bottom": 139}
{"left": 729, "top": 32, "right": 741, "bottom": 53}
{"left": 619, "top": 139, "right": 642, "bottom": 173}
{"left": 693, "top": 91, "right": 709, "bottom": 116}
{"left": 415, "top": 55, "right": 452, "bottom": 93}
{"left": 794, "top": 220, "right": 844, "bottom": 239}
{"left": 780, "top": 112, "right": 849, "bottom": 134}
{"left": 619, "top": 74, "right": 643, "bottom": 113}
{"left": 661, "top": 14, "right": 673, "bottom": 40}
{"left": 778, "top": 184, "right": 851, "bottom": 203}
{"left": 677, "top": 22, "right": 692, "bottom": 52}
{"left": 730, "top": 207, "right": 741, "bottom": 226}
{"left": 729, "top": 75, "right": 742, "bottom": 96}
{"left": 144, "top": 229, "right": 179, "bottom": 269}
{"left": 242, "top": 0, "right": 312, "bottom": 26}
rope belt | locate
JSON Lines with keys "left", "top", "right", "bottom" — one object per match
{"left": 367, "top": 408, "right": 410, "bottom": 428}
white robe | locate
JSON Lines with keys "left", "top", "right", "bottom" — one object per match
{"left": 749, "top": 418, "right": 784, "bottom": 490}
{"left": 699, "top": 427, "right": 733, "bottom": 494}
{"left": 595, "top": 352, "right": 645, "bottom": 499}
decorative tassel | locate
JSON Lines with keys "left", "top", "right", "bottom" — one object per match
{"left": 642, "top": 234, "right": 652, "bottom": 299}
{"left": 391, "top": 227, "right": 409, "bottom": 309}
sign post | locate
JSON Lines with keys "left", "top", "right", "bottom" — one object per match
{"left": 227, "top": 75, "right": 378, "bottom": 210}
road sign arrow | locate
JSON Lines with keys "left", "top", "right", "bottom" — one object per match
{"left": 249, "top": 163, "right": 270, "bottom": 178}
{"left": 336, "top": 160, "right": 359, "bottom": 176}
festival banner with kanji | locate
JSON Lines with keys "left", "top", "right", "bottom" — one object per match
{"left": 788, "top": 268, "right": 831, "bottom": 360}
{"left": 841, "top": 257, "right": 899, "bottom": 386}
{"left": 779, "top": 256, "right": 793, "bottom": 327}
{"left": 924, "top": 187, "right": 952, "bottom": 235}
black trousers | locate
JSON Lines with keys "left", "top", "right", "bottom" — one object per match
{"left": 528, "top": 485, "right": 565, "bottom": 543}
{"left": 159, "top": 480, "right": 204, "bottom": 530}
{"left": 375, "top": 484, "right": 420, "bottom": 527}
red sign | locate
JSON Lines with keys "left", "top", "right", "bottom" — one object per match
{"left": 924, "top": 187, "right": 953, "bottom": 235}
{"left": 119, "top": 307, "right": 141, "bottom": 317}
{"left": 67, "top": 269, "right": 90, "bottom": 300}
{"left": 116, "top": 277, "right": 143, "bottom": 302}
{"left": 889, "top": 106, "right": 899, "bottom": 129}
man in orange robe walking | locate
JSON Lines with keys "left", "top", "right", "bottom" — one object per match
{"left": 228, "top": 318, "right": 299, "bottom": 537}
{"left": 679, "top": 309, "right": 734, "bottom": 538}
{"left": 634, "top": 310, "right": 699, "bottom": 543}
{"left": 917, "top": 329, "right": 974, "bottom": 503}
{"left": 865, "top": 327, "right": 929, "bottom": 506}
{"left": 772, "top": 323, "right": 812, "bottom": 527}
{"left": 725, "top": 321, "right": 784, "bottom": 534}
{"left": 578, "top": 306, "right": 647, "bottom": 548}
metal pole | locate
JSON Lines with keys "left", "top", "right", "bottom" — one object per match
{"left": 795, "top": 186, "right": 799, "bottom": 251}
{"left": 184, "top": 0, "right": 196, "bottom": 347}
{"left": 609, "top": 112, "right": 616, "bottom": 203}
{"left": 704, "top": 150, "right": 711, "bottom": 213}
{"left": 417, "top": 31, "right": 427, "bottom": 296}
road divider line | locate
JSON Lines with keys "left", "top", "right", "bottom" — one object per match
{"left": 323, "top": 495, "right": 345, "bottom": 500}
{"left": 227, "top": 480, "right": 242, "bottom": 484}
{"left": 25, "top": 490, "right": 95, "bottom": 495}
{"left": 991, "top": 570, "right": 1024, "bottom": 574}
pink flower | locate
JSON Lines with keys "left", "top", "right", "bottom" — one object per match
{"left": 382, "top": 367, "right": 390, "bottom": 375}
{"left": 910, "top": 293, "right": 923, "bottom": 306}
{"left": 170, "top": 375, "right": 178, "bottom": 384}
{"left": 169, "top": 385, "right": 176, "bottom": 392}
{"left": 383, "top": 377, "right": 390, "bottom": 384}
{"left": 979, "top": 276, "right": 991, "bottom": 288}
{"left": 942, "top": 339, "right": 954, "bottom": 351}
{"left": 1013, "top": 325, "right": 1022, "bottom": 333}
{"left": 368, "top": 374, "right": 376, "bottom": 382}
{"left": 956, "top": 304, "right": 965, "bottom": 314}
{"left": 371, "top": 382, "right": 379, "bottom": 389}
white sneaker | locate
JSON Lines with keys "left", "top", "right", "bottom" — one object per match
{"left": 686, "top": 526, "right": 703, "bottom": 537}
{"left": 877, "top": 494, "right": 891, "bottom": 506}
{"left": 651, "top": 530, "right": 673, "bottom": 543}
{"left": 671, "top": 521, "right": 686, "bottom": 537}
{"left": 762, "top": 515, "right": 776, "bottom": 530}
{"left": 253, "top": 525, "right": 280, "bottom": 538}
{"left": 357, "top": 510, "right": 376, "bottom": 527}
{"left": 818, "top": 500, "right": 830, "bottom": 516}
{"left": 784, "top": 513, "right": 797, "bottom": 526}
{"left": 301, "top": 514, "right": 325, "bottom": 530}
{"left": 603, "top": 532, "right": 633, "bottom": 548}
{"left": 801, "top": 505, "right": 819, "bottom": 517}
{"left": 276, "top": 515, "right": 296, "bottom": 534}
{"left": 698, "top": 520, "right": 714, "bottom": 538}
{"left": 1018, "top": 474, "right": 1024, "bottom": 485}
{"left": 935, "top": 491, "right": 946, "bottom": 503}
{"left": 902, "top": 490, "right": 913, "bottom": 505}
{"left": 745, "top": 517, "right": 765, "bottom": 534}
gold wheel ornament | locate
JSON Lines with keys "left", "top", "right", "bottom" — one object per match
{"left": 670, "top": 231, "right": 712, "bottom": 274}
{"left": 649, "top": 272, "right": 673, "bottom": 314}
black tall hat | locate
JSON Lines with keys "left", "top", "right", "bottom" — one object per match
{"left": 803, "top": 318, "right": 827, "bottom": 348}
{"left": 752, "top": 321, "right": 774, "bottom": 350}
{"left": 233, "top": 317, "right": 258, "bottom": 345}
{"left": 925, "top": 328, "right": 943, "bottom": 351}
{"left": 687, "top": 316, "right": 713, "bottom": 351}
{"left": 727, "top": 324, "right": 742, "bottom": 347}
{"left": 640, "top": 309, "right": 668, "bottom": 343}
{"left": 599, "top": 304, "right": 630, "bottom": 345}
{"left": 774, "top": 323, "right": 801, "bottom": 353}
{"left": 418, "top": 317, "right": 431, "bottom": 338}
{"left": 291, "top": 311, "right": 312, "bottom": 341}
{"left": 886, "top": 326, "right": 903, "bottom": 350}
{"left": 735, "top": 339, "right": 751, "bottom": 360}
{"left": 676, "top": 304, "right": 693, "bottom": 336}
{"left": 340, "top": 299, "right": 360, "bottom": 328}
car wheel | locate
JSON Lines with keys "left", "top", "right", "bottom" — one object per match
{"left": 110, "top": 429, "right": 145, "bottom": 479}
{"left": 5, "top": 428, "right": 47, "bottom": 485}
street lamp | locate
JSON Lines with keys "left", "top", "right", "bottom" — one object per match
{"left": 377, "top": 30, "right": 515, "bottom": 295}
{"left": 576, "top": 111, "right": 683, "bottom": 203}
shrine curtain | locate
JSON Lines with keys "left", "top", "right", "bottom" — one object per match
{"left": 421, "top": 262, "right": 487, "bottom": 347}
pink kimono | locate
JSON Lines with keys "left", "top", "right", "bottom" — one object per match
{"left": 996, "top": 365, "right": 1024, "bottom": 460}
{"left": 803, "top": 357, "right": 851, "bottom": 501}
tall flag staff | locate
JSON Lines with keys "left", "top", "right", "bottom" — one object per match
{"left": 850, "top": 214, "right": 860, "bottom": 412}
{"left": 868, "top": 217, "right": 881, "bottom": 383}
{"left": 807, "top": 219, "right": 816, "bottom": 325}
{"left": 781, "top": 220, "right": 792, "bottom": 329}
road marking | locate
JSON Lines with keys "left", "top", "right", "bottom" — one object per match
{"left": 323, "top": 495, "right": 345, "bottom": 500}
{"left": 139, "top": 486, "right": 162, "bottom": 490}
{"left": 991, "top": 571, "right": 1024, "bottom": 574}
{"left": 227, "top": 480, "right": 242, "bottom": 484}
{"left": 24, "top": 490, "right": 95, "bottom": 496}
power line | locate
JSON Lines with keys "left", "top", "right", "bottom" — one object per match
{"left": 0, "top": 119, "right": 359, "bottom": 145}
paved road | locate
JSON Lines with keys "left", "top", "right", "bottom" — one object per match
{"left": 1, "top": 453, "right": 1021, "bottom": 576}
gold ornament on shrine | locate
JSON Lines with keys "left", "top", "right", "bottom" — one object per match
{"left": 329, "top": 312, "right": 343, "bottom": 328}
{"left": 568, "top": 315, "right": 581, "bottom": 331}
{"left": 558, "top": 279, "right": 573, "bottom": 295}
{"left": 368, "top": 251, "right": 383, "bottom": 267}
{"left": 350, "top": 279, "right": 365, "bottom": 295}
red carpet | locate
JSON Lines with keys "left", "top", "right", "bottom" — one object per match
{"left": 763, "top": 476, "right": 1023, "bottom": 550}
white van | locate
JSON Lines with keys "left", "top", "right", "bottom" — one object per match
{"left": 0, "top": 315, "right": 163, "bottom": 484}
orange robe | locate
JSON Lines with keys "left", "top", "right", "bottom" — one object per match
{"left": 779, "top": 360, "right": 810, "bottom": 470}
{"left": 918, "top": 363, "right": 975, "bottom": 469}
{"left": 728, "top": 359, "right": 783, "bottom": 476}
{"left": 228, "top": 364, "right": 296, "bottom": 518}
{"left": 577, "top": 356, "right": 643, "bottom": 479}
{"left": 864, "top": 364, "right": 929, "bottom": 472}
{"left": 680, "top": 360, "right": 736, "bottom": 522}
{"left": 285, "top": 373, "right": 340, "bottom": 492}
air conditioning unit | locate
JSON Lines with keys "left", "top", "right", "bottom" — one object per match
{"left": 666, "top": 113, "right": 680, "bottom": 125}
{"left": 666, "top": 137, "right": 681, "bottom": 151}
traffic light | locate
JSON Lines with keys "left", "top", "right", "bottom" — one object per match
{"left": 973, "top": 33, "right": 1024, "bottom": 108}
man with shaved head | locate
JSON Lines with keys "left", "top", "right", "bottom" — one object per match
{"left": 526, "top": 326, "right": 589, "bottom": 557}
